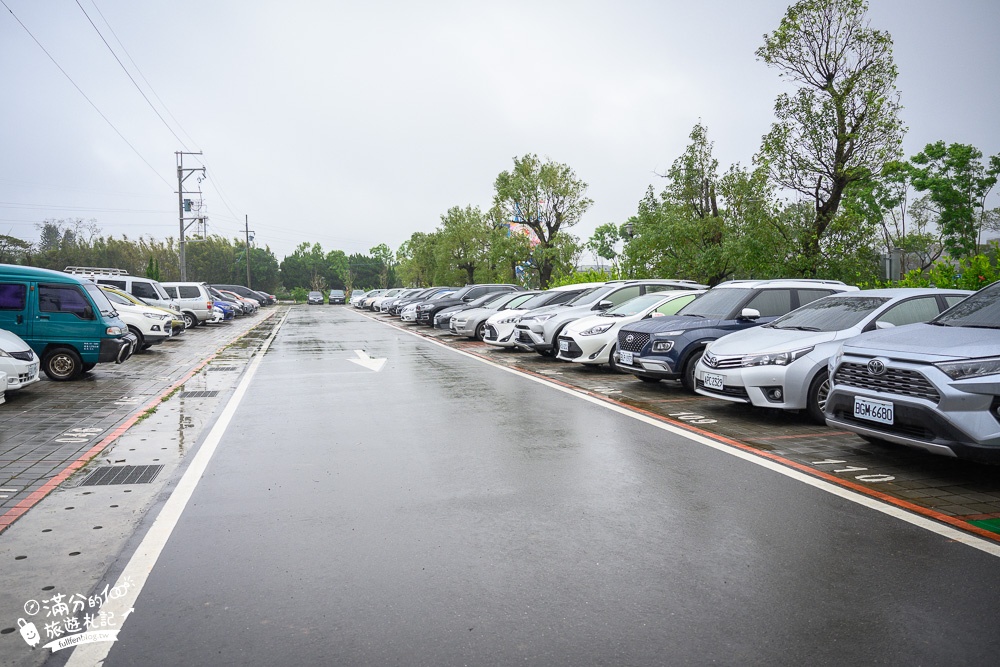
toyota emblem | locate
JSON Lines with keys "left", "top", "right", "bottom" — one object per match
{"left": 625, "top": 334, "right": 634, "bottom": 343}
{"left": 867, "top": 359, "right": 886, "bottom": 375}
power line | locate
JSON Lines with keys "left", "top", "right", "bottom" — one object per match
{"left": 0, "top": 0, "right": 172, "bottom": 190}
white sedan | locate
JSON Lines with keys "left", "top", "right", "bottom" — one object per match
{"left": 556, "top": 291, "right": 702, "bottom": 369}
{"left": 0, "top": 328, "right": 42, "bottom": 392}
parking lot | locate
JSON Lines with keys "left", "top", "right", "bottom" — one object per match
{"left": 359, "top": 309, "right": 1000, "bottom": 544}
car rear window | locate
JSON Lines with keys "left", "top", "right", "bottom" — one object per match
{"left": 178, "top": 286, "right": 202, "bottom": 299}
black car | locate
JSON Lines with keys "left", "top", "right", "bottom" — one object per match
{"left": 328, "top": 289, "right": 346, "bottom": 305}
{"left": 307, "top": 291, "right": 324, "bottom": 305}
{"left": 414, "top": 284, "right": 521, "bottom": 326}
{"left": 432, "top": 291, "right": 515, "bottom": 329}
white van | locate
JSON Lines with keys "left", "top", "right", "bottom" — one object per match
{"left": 64, "top": 267, "right": 178, "bottom": 313}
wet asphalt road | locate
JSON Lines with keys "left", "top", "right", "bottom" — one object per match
{"left": 100, "top": 306, "right": 1000, "bottom": 666}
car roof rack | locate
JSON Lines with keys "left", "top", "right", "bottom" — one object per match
{"left": 64, "top": 266, "right": 130, "bottom": 276}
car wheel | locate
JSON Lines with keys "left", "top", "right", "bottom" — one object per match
{"left": 607, "top": 344, "right": 622, "bottom": 373}
{"left": 681, "top": 349, "right": 704, "bottom": 392}
{"left": 43, "top": 347, "right": 83, "bottom": 381}
{"left": 128, "top": 326, "right": 146, "bottom": 351}
{"left": 806, "top": 371, "right": 830, "bottom": 425}
{"left": 474, "top": 322, "right": 486, "bottom": 341}
{"left": 182, "top": 312, "right": 196, "bottom": 329}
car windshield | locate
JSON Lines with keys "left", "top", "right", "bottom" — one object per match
{"left": 931, "top": 283, "right": 1000, "bottom": 328}
{"left": 431, "top": 291, "right": 455, "bottom": 300}
{"left": 566, "top": 286, "right": 608, "bottom": 306}
{"left": 466, "top": 292, "right": 504, "bottom": 308}
{"left": 767, "top": 296, "right": 890, "bottom": 332}
{"left": 603, "top": 293, "right": 671, "bottom": 317}
{"left": 503, "top": 292, "right": 537, "bottom": 309}
{"left": 153, "top": 283, "right": 170, "bottom": 299}
{"left": 83, "top": 283, "right": 117, "bottom": 317}
{"left": 677, "top": 287, "right": 754, "bottom": 318}
{"left": 516, "top": 292, "right": 560, "bottom": 310}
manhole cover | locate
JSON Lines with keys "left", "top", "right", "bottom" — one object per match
{"left": 80, "top": 465, "right": 164, "bottom": 486}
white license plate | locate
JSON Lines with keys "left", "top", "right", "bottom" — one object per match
{"left": 703, "top": 373, "right": 725, "bottom": 390}
{"left": 853, "top": 396, "right": 894, "bottom": 425}
{"left": 559, "top": 340, "right": 569, "bottom": 352}
{"left": 619, "top": 350, "right": 633, "bottom": 365}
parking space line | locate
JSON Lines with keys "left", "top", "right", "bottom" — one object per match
{"left": 0, "top": 311, "right": 281, "bottom": 534}
{"left": 363, "top": 311, "right": 1000, "bottom": 555}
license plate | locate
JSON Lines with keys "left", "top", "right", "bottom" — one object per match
{"left": 853, "top": 396, "right": 894, "bottom": 425}
{"left": 559, "top": 340, "right": 569, "bottom": 352}
{"left": 619, "top": 350, "right": 633, "bottom": 365}
{"left": 703, "top": 373, "right": 725, "bottom": 390}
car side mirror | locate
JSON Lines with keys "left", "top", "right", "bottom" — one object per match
{"left": 875, "top": 320, "right": 896, "bottom": 330}
{"left": 738, "top": 308, "right": 761, "bottom": 321}
{"left": 650, "top": 312, "right": 665, "bottom": 318}
{"left": 594, "top": 300, "right": 613, "bottom": 310}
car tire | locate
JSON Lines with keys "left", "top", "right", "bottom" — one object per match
{"left": 607, "top": 344, "right": 622, "bottom": 373}
{"left": 43, "top": 347, "right": 83, "bottom": 381}
{"left": 681, "top": 349, "right": 704, "bottom": 392}
{"left": 128, "top": 326, "right": 146, "bottom": 351}
{"left": 182, "top": 312, "right": 196, "bottom": 329}
{"left": 806, "top": 371, "right": 830, "bottom": 425}
{"left": 474, "top": 322, "right": 486, "bottom": 341}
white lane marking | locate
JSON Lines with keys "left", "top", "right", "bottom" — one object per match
{"left": 65, "top": 311, "right": 289, "bottom": 666}
{"left": 348, "top": 349, "right": 386, "bottom": 372}
{"left": 368, "top": 312, "right": 1000, "bottom": 559}
{"left": 0, "top": 487, "right": 17, "bottom": 498}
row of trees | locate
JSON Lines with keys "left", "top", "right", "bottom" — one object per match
{"left": 3, "top": 1, "right": 997, "bottom": 294}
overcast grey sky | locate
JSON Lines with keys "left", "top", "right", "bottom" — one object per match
{"left": 2, "top": 0, "right": 998, "bottom": 261}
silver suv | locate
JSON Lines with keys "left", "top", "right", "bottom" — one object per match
{"left": 825, "top": 281, "right": 1000, "bottom": 463}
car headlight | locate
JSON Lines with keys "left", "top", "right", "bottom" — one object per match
{"left": 498, "top": 316, "right": 521, "bottom": 324}
{"left": 580, "top": 323, "right": 613, "bottom": 336}
{"left": 742, "top": 346, "right": 814, "bottom": 367}
{"left": 107, "top": 326, "right": 124, "bottom": 335}
{"left": 936, "top": 355, "right": 1000, "bottom": 380}
{"left": 144, "top": 313, "right": 169, "bottom": 320}
{"left": 0, "top": 348, "right": 10, "bottom": 358}
{"left": 651, "top": 340, "right": 674, "bottom": 352}
{"left": 524, "top": 313, "right": 555, "bottom": 323}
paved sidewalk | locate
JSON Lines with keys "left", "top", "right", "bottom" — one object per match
{"left": 0, "top": 309, "right": 285, "bottom": 529}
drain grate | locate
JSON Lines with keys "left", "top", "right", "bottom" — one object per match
{"left": 209, "top": 366, "right": 237, "bottom": 371}
{"left": 179, "top": 390, "right": 220, "bottom": 398}
{"left": 80, "top": 465, "right": 164, "bottom": 486}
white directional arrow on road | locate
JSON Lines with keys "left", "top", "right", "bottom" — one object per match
{"left": 348, "top": 349, "right": 387, "bottom": 372}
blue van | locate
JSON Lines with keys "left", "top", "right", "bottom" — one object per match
{"left": 0, "top": 264, "right": 138, "bottom": 381}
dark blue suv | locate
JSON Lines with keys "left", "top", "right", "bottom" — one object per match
{"left": 614, "top": 279, "right": 857, "bottom": 391}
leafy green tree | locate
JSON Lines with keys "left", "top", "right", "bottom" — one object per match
{"left": 326, "top": 250, "right": 349, "bottom": 290}
{"left": 908, "top": 141, "right": 1000, "bottom": 258}
{"left": 437, "top": 205, "right": 492, "bottom": 284}
{"left": 493, "top": 154, "right": 593, "bottom": 287}
{"left": 280, "top": 242, "right": 328, "bottom": 290}
{"left": 587, "top": 222, "right": 622, "bottom": 275}
{"left": 756, "top": 0, "right": 905, "bottom": 274}
{"left": 485, "top": 217, "right": 532, "bottom": 285}
{"left": 0, "top": 234, "right": 32, "bottom": 264}
{"left": 369, "top": 243, "right": 395, "bottom": 289}
{"left": 396, "top": 232, "right": 441, "bottom": 287}
{"left": 347, "top": 253, "right": 382, "bottom": 290}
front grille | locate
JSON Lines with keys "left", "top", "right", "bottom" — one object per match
{"left": 618, "top": 331, "right": 650, "bottom": 353}
{"left": 17, "top": 372, "right": 33, "bottom": 382}
{"left": 696, "top": 380, "right": 749, "bottom": 400}
{"left": 835, "top": 362, "right": 940, "bottom": 404}
{"left": 557, "top": 337, "right": 583, "bottom": 359}
{"left": 701, "top": 352, "right": 742, "bottom": 370}
{"left": 9, "top": 350, "right": 33, "bottom": 361}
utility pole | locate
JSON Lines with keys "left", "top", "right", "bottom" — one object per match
{"left": 176, "top": 151, "right": 206, "bottom": 281}
{"left": 244, "top": 215, "right": 255, "bottom": 288}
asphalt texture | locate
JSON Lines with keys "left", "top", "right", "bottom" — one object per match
{"left": 95, "top": 306, "right": 1000, "bottom": 666}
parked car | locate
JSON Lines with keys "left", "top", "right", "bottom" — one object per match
{"left": 214, "top": 288, "right": 258, "bottom": 314}
{"left": 414, "top": 284, "right": 522, "bottom": 326}
{"left": 0, "top": 328, "right": 41, "bottom": 391}
{"left": 615, "top": 279, "right": 859, "bottom": 391}
{"left": 389, "top": 287, "right": 454, "bottom": 316}
{"left": 825, "top": 281, "right": 1000, "bottom": 462}
{"left": 212, "top": 284, "right": 274, "bottom": 306}
{"left": 356, "top": 289, "right": 387, "bottom": 309}
{"left": 514, "top": 280, "right": 706, "bottom": 357}
{"left": 161, "top": 282, "right": 216, "bottom": 328}
{"left": 328, "top": 289, "right": 346, "bottom": 305}
{"left": 99, "top": 286, "right": 174, "bottom": 350}
{"left": 307, "top": 291, "right": 324, "bottom": 305}
{"left": 381, "top": 288, "right": 424, "bottom": 313}
{"left": 401, "top": 290, "right": 454, "bottom": 323}
{"left": 556, "top": 290, "right": 704, "bottom": 370}
{"left": 369, "top": 288, "right": 406, "bottom": 311}
{"left": 0, "top": 264, "right": 137, "bottom": 380}
{"left": 65, "top": 266, "right": 178, "bottom": 312}
{"left": 694, "top": 288, "right": 971, "bottom": 423}
{"left": 482, "top": 285, "right": 600, "bottom": 348}
{"left": 350, "top": 289, "right": 367, "bottom": 305}
{"left": 450, "top": 291, "right": 542, "bottom": 339}
{"left": 432, "top": 291, "right": 515, "bottom": 330}
{"left": 210, "top": 302, "right": 236, "bottom": 322}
